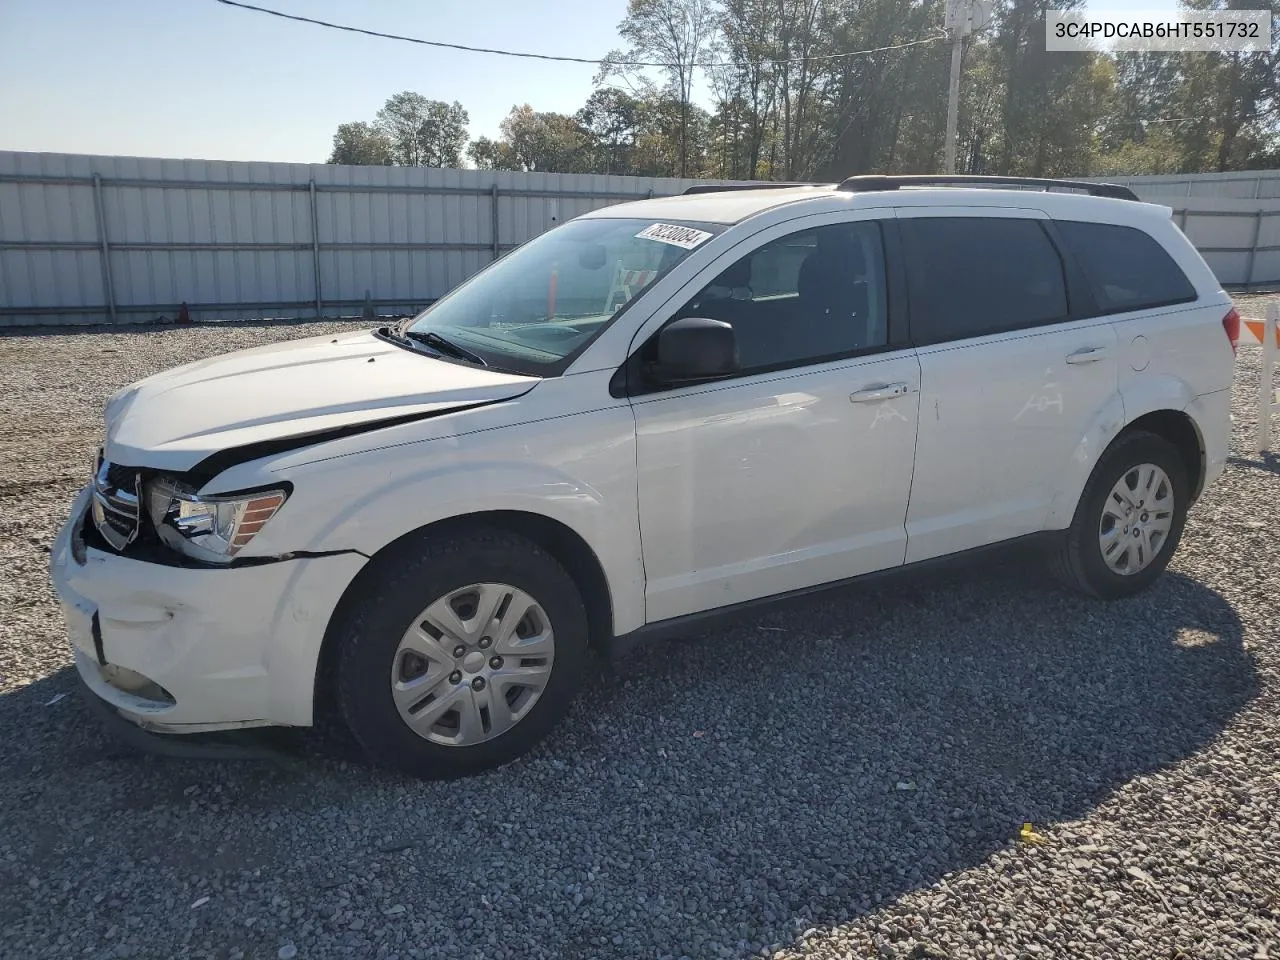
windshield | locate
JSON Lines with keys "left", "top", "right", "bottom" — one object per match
{"left": 399, "top": 217, "right": 724, "bottom": 375}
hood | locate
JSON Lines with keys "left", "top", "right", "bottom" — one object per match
{"left": 103, "top": 329, "right": 539, "bottom": 472}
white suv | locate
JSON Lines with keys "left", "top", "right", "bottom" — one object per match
{"left": 50, "top": 175, "right": 1238, "bottom": 778}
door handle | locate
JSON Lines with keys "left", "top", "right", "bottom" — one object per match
{"left": 850, "top": 382, "right": 910, "bottom": 403}
{"left": 1065, "top": 346, "right": 1109, "bottom": 364}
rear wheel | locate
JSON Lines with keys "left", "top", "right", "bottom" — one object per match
{"left": 1049, "top": 430, "right": 1189, "bottom": 599}
{"left": 332, "top": 528, "right": 589, "bottom": 778}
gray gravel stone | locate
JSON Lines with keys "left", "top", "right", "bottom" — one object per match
{"left": 1, "top": 307, "right": 1279, "bottom": 959}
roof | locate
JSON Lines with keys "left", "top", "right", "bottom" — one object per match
{"left": 582, "top": 186, "right": 835, "bottom": 225}
{"left": 582, "top": 183, "right": 1174, "bottom": 228}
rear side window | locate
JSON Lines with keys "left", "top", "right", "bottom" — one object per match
{"left": 1057, "top": 220, "right": 1197, "bottom": 314}
{"left": 899, "top": 217, "right": 1069, "bottom": 344}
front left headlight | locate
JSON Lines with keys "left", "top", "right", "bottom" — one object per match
{"left": 146, "top": 476, "right": 289, "bottom": 564}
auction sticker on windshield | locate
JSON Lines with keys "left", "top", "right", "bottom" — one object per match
{"left": 635, "top": 223, "right": 714, "bottom": 249}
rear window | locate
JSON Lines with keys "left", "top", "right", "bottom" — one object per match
{"left": 899, "top": 217, "right": 1069, "bottom": 344}
{"left": 1057, "top": 220, "right": 1197, "bottom": 314}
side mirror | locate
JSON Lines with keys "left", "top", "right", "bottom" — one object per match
{"left": 652, "top": 316, "right": 739, "bottom": 382}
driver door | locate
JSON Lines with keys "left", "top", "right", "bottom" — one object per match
{"left": 627, "top": 214, "right": 921, "bottom": 623}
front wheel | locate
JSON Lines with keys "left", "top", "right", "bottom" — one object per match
{"left": 332, "top": 528, "right": 590, "bottom": 778}
{"left": 1049, "top": 430, "right": 1190, "bottom": 599}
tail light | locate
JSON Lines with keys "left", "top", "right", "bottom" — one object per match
{"left": 1223, "top": 306, "right": 1240, "bottom": 356}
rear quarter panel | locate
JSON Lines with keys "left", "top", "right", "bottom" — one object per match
{"left": 1107, "top": 215, "right": 1235, "bottom": 401}
{"left": 1045, "top": 212, "right": 1234, "bottom": 526}
{"left": 1106, "top": 216, "right": 1234, "bottom": 495}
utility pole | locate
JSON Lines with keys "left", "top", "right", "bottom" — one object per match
{"left": 944, "top": 30, "right": 964, "bottom": 173}
{"left": 943, "top": 0, "right": 975, "bottom": 174}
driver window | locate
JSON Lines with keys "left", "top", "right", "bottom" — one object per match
{"left": 674, "top": 221, "right": 888, "bottom": 372}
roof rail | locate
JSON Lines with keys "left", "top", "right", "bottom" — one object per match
{"left": 681, "top": 181, "right": 825, "bottom": 196}
{"left": 835, "top": 174, "right": 1140, "bottom": 202}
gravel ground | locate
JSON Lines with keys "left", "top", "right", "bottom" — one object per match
{"left": 1, "top": 303, "right": 1279, "bottom": 960}
{"left": 1236, "top": 292, "right": 1279, "bottom": 319}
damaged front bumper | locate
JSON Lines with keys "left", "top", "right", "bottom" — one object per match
{"left": 50, "top": 485, "right": 367, "bottom": 734}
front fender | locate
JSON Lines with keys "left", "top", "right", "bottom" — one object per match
{"left": 219, "top": 388, "right": 645, "bottom": 635}
{"left": 311, "top": 459, "right": 612, "bottom": 555}
{"left": 293, "top": 458, "right": 644, "bottom": 635}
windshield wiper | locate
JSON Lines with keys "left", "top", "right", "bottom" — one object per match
{"left": 403, "top": 329, "right": 487, "bottom": 366}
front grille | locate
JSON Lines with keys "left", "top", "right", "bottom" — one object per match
{"left": 91, "top": 452, "right": 142, "bottom": 551}
{"left": 103, "top": 462, "right": 136, "bottom": 489}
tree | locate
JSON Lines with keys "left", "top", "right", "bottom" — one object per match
{"left": 632, "top": 95, "right": 713, "bottom": 176}
{"left": 711, "top": 0, "right": 778, "bottom": 178}
{"left": 327, "top": 122, "right": 393, "bottom": 165}
{"left": 1169, "top": 0, "right": 1280, "bottom": 171}
{"left": 1093, "top": 125, "right": 1186, "bottom": 176}
{"left": 600, "top": 0, "right": 718, "bottom": 177}
{"left": 373, "top": 92, "right": 470, "bottom": 167}
{"left": 467, "top": 136, "right": 521, "bottom": 170}
{"left": 323, "top": 1, "right": 1278, "bottom": 179}
{"left": 575, "top": 89, "right": 647, "bottom": 173}
{"left": 987, "top": 0, "right": 1112, "bottom": 176}
{"left": 469, "top": 106, "right": 592, "bottom": 173}
{"left": 1098, "top": 53, "right": 1181, "bottom": 157}
{"left": 508, "top": 106, "right": 590, "bottom": 172}
{"left": 815, "top": 0, "right": 952, "bottom": 178}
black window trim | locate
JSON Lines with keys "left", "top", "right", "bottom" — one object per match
{"left": 1041, "top": 218, "right": 1099, "bottom": 319}
{"left": 901, "top": 215, "right": 1093, "bottom": 349}
{"left": 1053, "top": 218, "right": 1200, "bottom": 318}
{"left": 610, "top": 218, "right": 906, "bottom": 398}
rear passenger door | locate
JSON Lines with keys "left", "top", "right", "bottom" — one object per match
{"left": 897, "top": 209, "right": 1119, "bottom": 563}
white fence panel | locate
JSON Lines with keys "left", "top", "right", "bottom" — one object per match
{"left": 1, "top": 151, "right": 1275, "bottom": 327}
{"left": 0, "top": 150, "right": 712, "bottom": 326}
{"left": 1169, "top": 200, "right": 1280, "bottom": 287}
{"left": 1110, "top": 170, "right": 1280, "bottom": 199}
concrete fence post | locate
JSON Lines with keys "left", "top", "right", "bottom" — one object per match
{"left": 1259, "top": 302, "right": 1279, "bottom": 454}
{"left": 309, "top": 179, "right": 322, "bottom": 317}
{"left": 91, "top": 174, "right": 117, "bottom": 324}
{"left": 491, "top": 184, "right": 501, "bottom": 262}
{"left": 1243, "top": 210, "right": 1263, "bottom": 289}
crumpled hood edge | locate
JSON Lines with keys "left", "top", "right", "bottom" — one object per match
{"left": 183, "top": 398, "right": 503, "bottom": 487}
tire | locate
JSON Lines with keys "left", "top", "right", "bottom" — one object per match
{"left": 331, "top": 526, "right": 590, "bottom": 778}
{"left": 1049, "top": 430, "right": 1190, "bottom": 599}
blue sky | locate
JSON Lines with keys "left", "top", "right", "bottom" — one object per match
{"left": 0, "top": 0, "right": 1186, "bottom": 164}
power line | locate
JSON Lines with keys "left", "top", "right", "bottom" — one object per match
{"left": 213, "top": 0, "right": 946, "bottom": 69}
{"left": 713, "top": 33, "right": 949, "bottom": 67}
